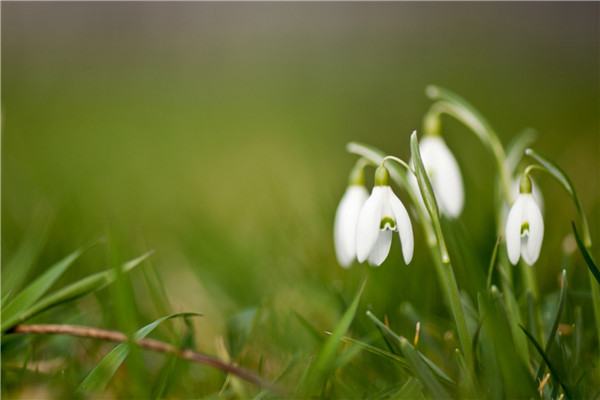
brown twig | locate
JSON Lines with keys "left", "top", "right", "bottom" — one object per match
{"left": 11, "top": 324, "right": 284, "bottom": 395}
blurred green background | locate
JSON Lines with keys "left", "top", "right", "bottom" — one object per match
{"left": 2, "top": 2, "right": 598, "bottom": 397}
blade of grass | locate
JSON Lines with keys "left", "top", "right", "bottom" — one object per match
{"left": 338, "top": 335, "right": 410, "bottom": 370}
{"left": 536, "top": 270, "right": 567, "bottom": 382}
{"left": 572, "top": 222, "right": 600, "bottom": 285}
{"left": 505, "top": 128, "right": 538, "bottom": 175}
{"left": 3, "top": 251, "right": 153, "bottom": 332}
{"left": 525, "top": 148, "right": 591, "bottom": 247}
{"left": 293, "top": 311, "right": 326, "bottom": 342}
{"left": 2, "top": 248, "right": 85, "bottom": 331}
{"left": 77, "top": 312, "right": 202, "bottom": 394}
{"left": 1, "top": 209, "right": 53, "bottom": 296}
{"left": 520, "top": 325, "right": 573, "bottom": 399}
{"left": 366, "top": 310, "right": 455, "bottom": 387}
{"left": 486, "top": 236, "right": 502, "bottom": 289}
{"left": 301, "top": 277, "right": 366, "bottom": 395}
{"left": 366, "top": 377, "right": 424, "bottom": 400}
{"left": 398, "top": 336, "right": 449, "bottom": 398}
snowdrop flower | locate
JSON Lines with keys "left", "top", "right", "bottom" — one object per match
{"left": 334, "top": 184, "right": 369, "bottom": 267}
{"left": 356, "top": 166, "right": 414, "bottom": 266}
{"left": 513, "top": 177, "right": 544, "bottom": 214}
{"left": 409, "top": 135, "right": 464, "bottom": 218}
{"left": 505, "top": 175, "right": 544, "bottom": 265}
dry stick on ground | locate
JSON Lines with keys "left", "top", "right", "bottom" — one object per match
{"left": 11, "top": 324, "right": 284, "bottom": 394}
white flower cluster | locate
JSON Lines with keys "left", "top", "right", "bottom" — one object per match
{"left": 334, "top": 134, "right": 545, "bottom": 268}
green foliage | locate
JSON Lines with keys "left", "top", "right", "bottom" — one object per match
{"left": 2, "top": 5, "right": 598, "bottom": 398}
{"left": 77, "top": 312, "right": 201, "bottom": 394}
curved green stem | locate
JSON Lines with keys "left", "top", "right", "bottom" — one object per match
{"left": 348, "top": 140, "right": 474, "bottom": 376}
{"left": 424, "top": 87, "right": 514, "bottom": 205}
{"left": 381, "top": 155, "right": 416, "bottom": 176}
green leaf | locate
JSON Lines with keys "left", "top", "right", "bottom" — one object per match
{"left": 77, "top": 312, "right": 201, "bottom": 394}
{"left": 480, "top": 289, "right": 537, "bottom": 398}
{"left": 227, "top": 307, "right": 257, "bottom": 359}
{"left": 2, "top": 251, "right": 153, "bottom": 332}
{"left": 399, "top": 336, "right": 449, "bottom": 399}
{"left": 410, "top": 131, "right": 449, "bottom": 263}
{"left": 1, "top": 291, "right": 13, "bottom": 310}
{"left": 486, "top": 236, "right": 502, "bottom": 289}
{"left": 536, "top": 270, "right": 568, "bottom": 381}
{"left": 339, "top": 335, "right": 410, "bottom": 370}
{"left": 2, "top": 248, "right": 85, "bottom": 331}
{"left": 366, "top": 378, "right": 424, "bottom": 400}
{"left": 302, "top": 277, "right": 366, "bottom": 394}
{"left": 366, "top": 310, "right": 455, "bottom": 387}
{"left": 1, "top": 210, "right": 53, "bottom": 296}
{"left": 293, "top": 311, "right": 326, "bottom": 342}
{"left": 505, "top": 128, "right": 538, "bottom": 175}
{"left": 525, "top": 148, "right": 591, "bottom": 247}
{"left": 572, "top": 222, "right": 600, "bottom": 285}
{"left": 520, "top": 325, "right": 573, "bottom": 399}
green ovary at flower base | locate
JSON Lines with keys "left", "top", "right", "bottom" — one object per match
{"left": 505, "top": 175, "right": 544, "bottom": 265}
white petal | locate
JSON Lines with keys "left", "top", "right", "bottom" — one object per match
{"left": 386, "top": 187, "right": 414, "bottom": 264}
{"left": 334, "top": 185, "right": 369, "bottom": 267}
{"left": 512, "top": 178, "right": 545, "bottom": 215}
{"left": 367, "top": 231, "right": 393, "bottom": 266}
{"left": 531, "top": 179, "right": 545, "bottom": 215}
{"left": 505, "top": 195, "right": 526, "bottom": 265}
{"left": 420, "top": 136, "right": 464, "bottom": 218}
{"left": 356, "top": 187, "right": 384, "bottom": 263}
{"left": 521, "top": 194, "right": 544, "bottom": 265}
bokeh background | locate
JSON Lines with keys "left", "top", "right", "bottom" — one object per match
{"left": 2, "top": 2, "right": 598, "bottom": 397}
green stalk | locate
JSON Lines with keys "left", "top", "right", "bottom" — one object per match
{"left": 409, "top": 132, "right": 474, "bottom": 375}
{"left": 424, "top": 86, "right": 514, "bottom": 205}
{"left": 347, "top": 140, "right": 474, "bottom": 376}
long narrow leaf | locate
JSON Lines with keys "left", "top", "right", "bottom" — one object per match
{"left": 410, "top": 131, "right": 449, "bottom": 263}
{"left": 339, "top": 336, "right": 410, "bottom": 370}
{"left": 399, "top": 336, "right": 449, "bottom": 398}
{"left": 572, "top": 222, "right": 599, "bottom": 284}
{"left": 536, "top": 270, "right": 568, "bottom": 381}
{"left": 302, "top": 277, "right": 366, "bottom": 394}
{"left": 2, "top": 248, "right": 85, "bottom": 330}
{"left": 3, "top": 251, "right": 153, "bottom": 332}
{"left": 526, "top": 148, "right": 591, "bottom": 247}
{"left": 366, "top": 310, "right": 455, "bottom": 387}
{"left": 520, "top": 325, "right": 573, "bottom": 399}
{"left": 77, "top": 312, "right": 201, "bottom": 393}
{"left": 486, "top": 236, "right": 502, "bottom": 289}
{"left": 505, "top": 128, "right": 538, "bottom": 175}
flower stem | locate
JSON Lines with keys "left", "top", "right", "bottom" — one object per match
{"left": 424, "top": 86, "right": 514, "bottom": 205}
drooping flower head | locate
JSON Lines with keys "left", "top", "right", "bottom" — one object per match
{"left": 356, "top": 165, "right": 414, "bottom": 266}
{"left": 334, "top": 162, "right": 369, "bottom": 267}
{"left": 409, "top": 135, "right": 464, "bottom": 218}
{"left": 505, "top": 175, "right": 544, "bottom": 265}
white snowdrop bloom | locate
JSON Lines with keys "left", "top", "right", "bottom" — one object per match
{"left": 356, "top": 167, "right": 414, "bottom": 266}
{"left": 334, "top": 185, "right": 369, "bottom": 267}
{"left": 409, "top": 135, "right": 464, "bottom": 218}
{"left": 505, "top": 176, "right": 544, "bottom": 265}
{"left": 512, "top": 177, "right": 544, "bottom": 214}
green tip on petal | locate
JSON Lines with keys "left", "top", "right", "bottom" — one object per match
{"left": 374, "top": 166, "right": 390, "bottom": 186}
{"left": 519, "top": 175, "right": 532, "bottom": 194}
{"left": 521, "top": 222, "right": 529, "bottom": 236}
{"left": 380, "top": 216, "right": 396, "bottom": 230}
